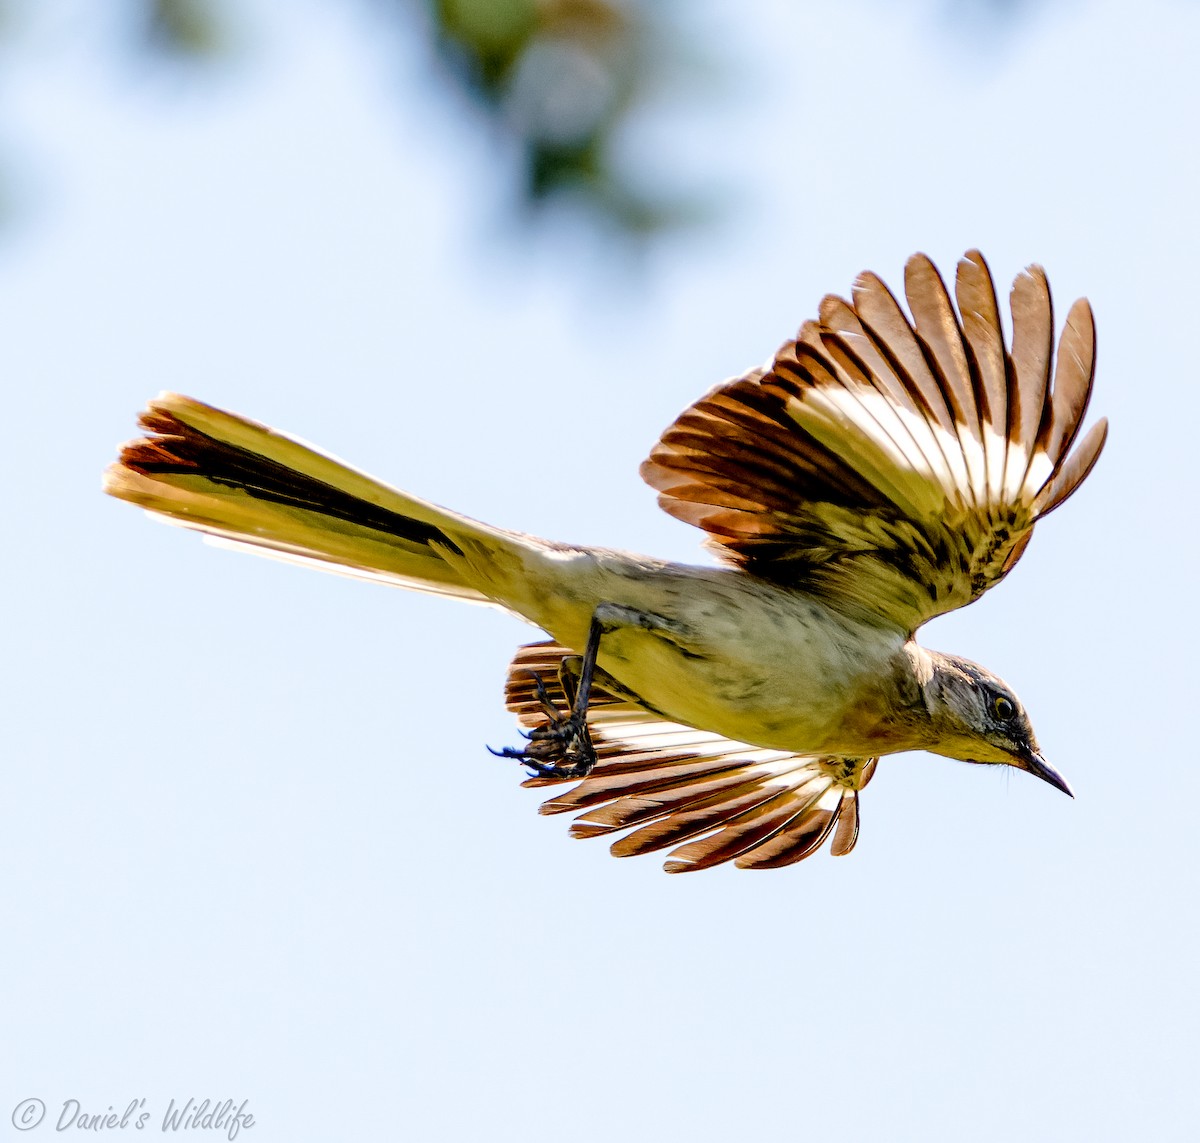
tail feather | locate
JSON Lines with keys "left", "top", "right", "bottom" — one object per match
{"left": 104, "top": 393, "right": 500, "bottom": 603}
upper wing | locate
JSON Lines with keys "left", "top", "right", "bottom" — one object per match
{"left": 641, "top": 251, "right": 1107, "bottom": 633}
{"left": 506, "top": 642, "right": 876, "bottom": 873}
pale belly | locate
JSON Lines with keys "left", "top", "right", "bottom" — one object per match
{"left": 514, "top": 548, "right": 914, "bottom": 757}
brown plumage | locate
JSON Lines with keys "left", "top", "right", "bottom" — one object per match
{"left": 641, "top": 251, "right": 1106, "bottom": 633}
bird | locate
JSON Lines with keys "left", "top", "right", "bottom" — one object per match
{"left": 104, "top": 250, "right": 1106, "bottom": 873}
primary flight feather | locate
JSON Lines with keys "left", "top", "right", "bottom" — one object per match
{"left": 105, "top": 250, "right": 1106, "bottom": 872}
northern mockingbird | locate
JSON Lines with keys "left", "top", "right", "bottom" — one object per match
{"left": 105, "top": 251, "right": 1106, "bottom": 872}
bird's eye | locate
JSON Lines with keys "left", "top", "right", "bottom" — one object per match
{"left": 992, "top": 695, "right": 1016, "bottom": 722}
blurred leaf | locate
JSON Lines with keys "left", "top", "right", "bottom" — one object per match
{"left": 145, "top": 0, "right": 231, "bottom": 59}
{"left": 435, "top": 0, "right": 537, "bottom": 87}
{"left": 427, "top": 0, "right": 693, "bottom": 237}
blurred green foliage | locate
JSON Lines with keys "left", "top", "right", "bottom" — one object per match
{"left": 0, "top": 0, "right": 1040, "bottom": 241}
{"left": 145, "top": 0, "right": 231, "bottom": 58}
{"left": 134, "top": 0, "right": 689, "bottom": 236}
{"left": 428, "top": 0, "right": 685, "bottom": 233}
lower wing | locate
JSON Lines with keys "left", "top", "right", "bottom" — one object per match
{"left": 506, "top": 642, "right": 877, "bottom": 872}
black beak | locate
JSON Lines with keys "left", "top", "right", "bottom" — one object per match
{"left": 1018, "top": 749, "right": 1074, "bottom": 798}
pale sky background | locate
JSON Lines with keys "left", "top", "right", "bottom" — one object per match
{"left": 2, "top": 1, "right": 1198, "bottom": 1140}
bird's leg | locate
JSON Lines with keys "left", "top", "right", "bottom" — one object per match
{"left": 493, "top": 603, "right": 684, "bottom": 780}
{"left": 557, "top": 655, "right": 583, "bottom": 711}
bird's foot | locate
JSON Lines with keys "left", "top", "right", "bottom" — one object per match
{"left": 489, "top": 671, "right": 596, "bottom": 780}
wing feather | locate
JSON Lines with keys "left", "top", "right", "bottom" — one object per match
{"left": 816, "top": 295, "right": 962, "bottom": 498}
{"left": 1042, "top": 297, "right": 1097, "bottom": 470}
{"left": 904, "top": 253, "right": 986, "bottom": 506}
{"left": 1033, "top": 416, "right": 1108, "bottom": 517}
{"left": 774, "top": 340, "right": 937, "bottom": 517}
{"left": 642, "top": 252, "right": 1106, "bottom": 632}
{"left": 661, "top": 787, "right": 833, "bottom": 873}
{"left": 828, "top": 791, "right": 861, "bottom": 857}
{"left": 852, "top": 269, "right": 975, "bottom": 497}
{"left": 954, "top": 251, "right": 1009, "bottom": 503}
{"left": 729, "top": 800, "right": 839, "bottom": 870}
{"left": 1005, "top": 265, "right": 1055, "bottom": 500}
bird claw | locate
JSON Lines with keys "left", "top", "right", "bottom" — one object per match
{"left": 489, "top": 671, "right": 597, "bottom": 780}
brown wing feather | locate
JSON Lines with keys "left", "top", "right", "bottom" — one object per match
{"left": 1004, "top": 265, "right": 1054, "bottom": 498}
{"left": 641, "top": 251, "right": 1106, "bottom": 632}
{"left": 1033, "top": 417, "right": 1108, "bottom": 517}
{"left": 1043, "top": 298, "right": 1097, "bottom": 466}
{"left": 954, "top": 253, "right": 1009, "bottom": 502}
{"left": 904, "top": 254, "right": 986, "bottom": 507}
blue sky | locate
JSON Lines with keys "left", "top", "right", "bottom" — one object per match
{"left": 2, "top": 2, "right": 1198, "bottom": 1140}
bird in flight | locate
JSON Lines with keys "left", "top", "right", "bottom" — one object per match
{"left": 105, "top": 251, "right": 1106, "bottom": 872}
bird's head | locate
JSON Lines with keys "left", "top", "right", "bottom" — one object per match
{"left": 917, "top": 652, "right": 1073, "bottom": 797}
